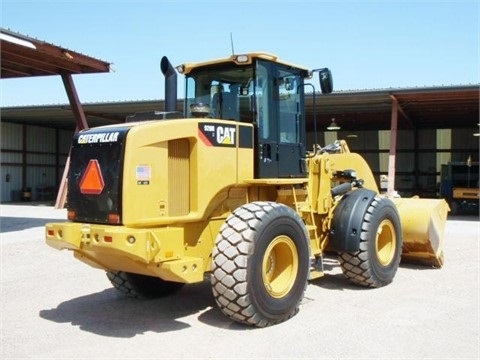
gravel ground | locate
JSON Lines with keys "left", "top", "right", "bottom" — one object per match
{"left": 1, "top": 203, "right": 479, "bottom": 360}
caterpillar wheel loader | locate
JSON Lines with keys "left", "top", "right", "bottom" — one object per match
{"left": 46, "top": 52, "right": 449, "bottom": 327}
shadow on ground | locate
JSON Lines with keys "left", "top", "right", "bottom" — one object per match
{"left": 310, "top": 254, "right": 442, "bottom": 291}
{"left": 0, "top": 216, "right": 65, "bottom": 233}
{"left": 447, "top": 213, "right": 479, "bottom": 221}
{"left": 39, "top": 281, "right": 248, "bottom": 337}
{"left": 39, "top": 255, "right": 444, "bottom": 336}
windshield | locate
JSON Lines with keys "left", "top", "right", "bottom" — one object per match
{"left": 184, "top": 65, "right": 255, "bottom": 122}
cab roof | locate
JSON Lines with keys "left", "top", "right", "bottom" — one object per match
{"left": 177, "top": 52, "right": 310, "bottom": 75}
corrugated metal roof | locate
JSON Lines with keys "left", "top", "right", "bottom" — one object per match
{"left": 0, "top": 28, "right": 110, "bottom": 78}
{"left": 309, "top": 84, "right": 479, "bottom": 131}
{"left": 1, "top": 84, "right": 478, "bottom": 131}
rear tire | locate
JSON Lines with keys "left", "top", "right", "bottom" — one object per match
{"left": 211, "top": 201, "right": 310, "bottom": 327}
{"left": 338, "top": 196, "right": 402, "bottom": 287}
{"left": 106, "top": 271, "right": 184, "bottom": 299}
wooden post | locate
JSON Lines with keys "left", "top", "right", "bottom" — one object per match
{"left": 55, "top": 74, "right": 89, "bottom": 208}
{"left": 54, "top": 154, "right": 70, "bottom": 209}
{"left": 61, "top": 73, "right": 89, "bottom": 130}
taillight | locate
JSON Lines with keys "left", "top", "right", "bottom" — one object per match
{"left": 108, "top": 213, "right": 120, "bottom": 224}
{"left": 67, "top": 210, "right": 76, "bottom": 220}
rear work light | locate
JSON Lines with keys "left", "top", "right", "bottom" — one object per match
{"left": 235, "top": 54, "right": 249, "bottom": 63}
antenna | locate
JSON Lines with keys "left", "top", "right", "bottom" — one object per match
{"left": 230, "top": 32, "right": 235, "bottom": 56}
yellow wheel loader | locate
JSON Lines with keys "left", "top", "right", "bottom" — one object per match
{"left": 46, "top": 52, "right": 449, "bottom": 327}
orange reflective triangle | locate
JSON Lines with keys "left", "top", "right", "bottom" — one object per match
{"left": 80, "top": 159, "right": 105, "bottom": 195}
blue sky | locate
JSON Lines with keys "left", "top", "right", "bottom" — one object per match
{"left": 1, "top": 0, "right": 478, "bottom": 106}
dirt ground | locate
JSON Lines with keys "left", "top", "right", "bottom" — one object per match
{"left": 1, "top": 203, "right": 479, "bottom": 359}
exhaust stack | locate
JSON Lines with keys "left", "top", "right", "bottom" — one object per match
{"left": 160, "top": 56, "right": 177, "bottom": 112}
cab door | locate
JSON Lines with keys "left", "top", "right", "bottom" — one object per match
{"left": 276, "top": 67, "right": 306, "bottom": 177}
{"left": 255, "top": 61, "right": 306, "bottom": 179}
{"left": 255, "top": 61, "right": 278, "bottom": 178}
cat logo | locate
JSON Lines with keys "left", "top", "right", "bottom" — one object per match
{"left": 198, "top": 123, "right": 236, "bottom": 147}
{"left": 216, "top": 126, "right": 236, "bottom": 145}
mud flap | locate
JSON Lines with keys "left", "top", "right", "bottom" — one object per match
{"left": 392, "top": 197, "right": 450, "bottom": 267}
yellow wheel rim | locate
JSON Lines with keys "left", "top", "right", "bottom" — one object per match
{"left": 376, "top": 219, "right": 396, "bottom": 266}
{"left": 262, "top": 235, "right": 298, "bottom": 298}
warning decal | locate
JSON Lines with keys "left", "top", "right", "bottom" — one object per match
{"left": 79, "top": 159, "right": 105, "bottom": 195}
{"left": 136, "top": 165, "right": 151, "bottom": 185}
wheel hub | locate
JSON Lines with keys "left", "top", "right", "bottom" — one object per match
{"left": 262, "top": 235, "right": 298, "bottom": 298}
{"left": 376, "top": 219, "right": 396, "bottom": 266}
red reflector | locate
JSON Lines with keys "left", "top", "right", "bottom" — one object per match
{"left": 47, "top": 229, "right": 54, "bottom": 236}
{"left": 104, "top": 236, "right": 113, "bottom": 243}
{"left": 80, "top": 159, "right": 105, "bottom": 195}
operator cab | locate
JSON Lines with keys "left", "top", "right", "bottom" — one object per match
{"left": 178, "top": 53, "right": 332, "bottom": 178}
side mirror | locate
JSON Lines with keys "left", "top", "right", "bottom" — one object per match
{"left": 319, "top": 68, "right": 333, "bottom": 94}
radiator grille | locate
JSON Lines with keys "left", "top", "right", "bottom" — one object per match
{"left": 168, "top": 139, "right": 190, "bottom": 216}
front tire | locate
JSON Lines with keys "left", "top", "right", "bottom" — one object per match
{"left": 211, "top": 201, "right": 310, "bottom": 327}
{"left": 338, "top": 196, "right": 402, "bottom": 287}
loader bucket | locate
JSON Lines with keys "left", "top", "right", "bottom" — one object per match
{"left": 391, "top": 197, "right": 450, "bottom": 268}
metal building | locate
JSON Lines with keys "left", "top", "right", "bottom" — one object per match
{"left": 1, "top": 28, "right": 478, "bottom": 203}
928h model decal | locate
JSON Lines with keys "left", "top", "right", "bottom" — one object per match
{"left": 198, "top": 123, "right": 236, "bottom": 147}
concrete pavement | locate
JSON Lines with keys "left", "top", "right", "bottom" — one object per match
{"left": 1, "top": 203, "right": 479, "bottom": 359}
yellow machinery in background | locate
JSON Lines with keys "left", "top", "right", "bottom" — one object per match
{"left": 440, "top": 160, "right": 479, "bottom": 215}
{"left": 46, "top": 52, "right": 449, "bottom": 327}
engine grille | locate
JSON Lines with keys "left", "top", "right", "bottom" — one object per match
{"left": 168, "top": 138, "right": 190, "bottom": 216}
